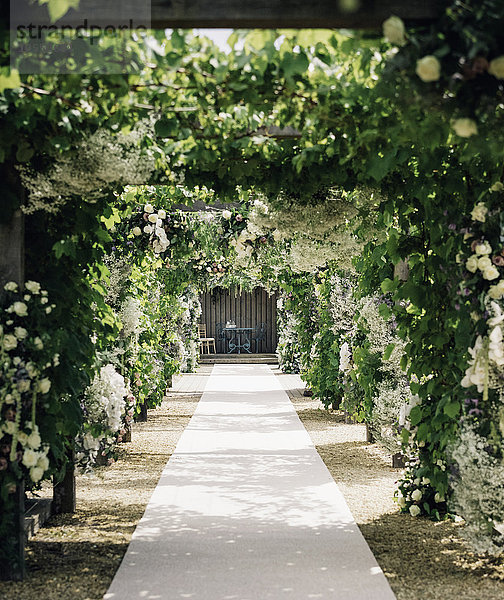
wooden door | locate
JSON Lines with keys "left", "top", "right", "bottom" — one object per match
{"left": 200, "top": 287, "right": 278, "bottom": 353}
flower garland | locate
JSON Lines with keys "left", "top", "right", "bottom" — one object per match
{"left": 0, "top": 281, "right": 58, "bottom": 486}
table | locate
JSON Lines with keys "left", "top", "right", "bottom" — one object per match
{"left": 222, "top": 327, "right": 254, "bottom": 354}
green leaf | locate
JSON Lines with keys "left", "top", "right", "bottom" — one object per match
{"left": 378, "top": 302, "right": 392, "bottom": 320}
{"left": 0, "top": 68, "right": 21, "bottom": 93}
{"left": 281, "top": 52, "right": 309, "bottom": 79}
{"left": 155, "top": 117, "right": 179, "bottom": 138}
{"left": 383, "top": 343, "right": 395, "bottom": 361}
{"left": 381, "top": 277, "right": 397, "bottom": 294}
{"left": 443, "top": 401, "right": 461, "bottom": 419}
{"left": 409, "top": 406, "right": 422, "bottom": 426}
{"left": 44, "top": 0, "right": 80, "bottom": 22}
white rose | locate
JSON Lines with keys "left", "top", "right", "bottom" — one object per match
{"left": 489, "top": 56, "right": 504, "bottom": 79}
{"left": 434, "top": 492, "right": 445, "bottom": 503}
{"left": 45, "top": 306, "right": 52, "bottom": 314}
{"left": 144, "top": 203, "right": 154, "bottom": 213}
{"left": 421, "top": 477, "right": 430, "bottom": 486}
{"left": 23, "top": 294, "right": 31, "bottom": 301}
{"left": 25, "top": 281, "right": 41, "bottom": 294}
{"left": 3, "top": 421, "right": 16, "bottom": 435}
{"left": 33, "top": 337, "right": 44, "bottom": 350}
{"left": 3, "top": 334, "right": 18, "bottom": 351}
{"left": 143, "top": 225, "right": 153, "bottom": 234}
{"left": 475, "top": 241, "right": 492, "bottom": 255}
{"left": 40, "top": 297, "right": 48, "bottom": 304}
{"left": 37, "top": 454, "right": 49, "bottom": 471}
{"left": 465, "top": 255, "right": 479, "bottom": 273}
{"left": 272, "top": 229, "right": 283, "bottom": 242}
{"left": 148, "top": 213, "right": 158, "bottom": 223}
{"left": 4, "top": 281, "right": 18, "bottom": 292}
{"left": 158, "top": 209, "right": 166, "bottom": 219}
{"left": 452, "top": 118, "right": 478, "bottom": 138}
{"left": 27, "top": 431, "right": 41, "bottom": 449}
{"left": 17, "top": 432, "right": 28, "bottom": 446}
{"left": 30, "top": 466, "right": 44, "bottom": 483}
{"left": 411, "top": 489, "right": 423, "bottom": 502}
{"left": 488, "top": 285, "right": 502, "bottom": 300}
{"left": 22, "top": 448, "right": 38, "bottom": 468}
{"left": 132, "top": 226, "right": 142, "bottom": 236}
{"left": 409, "top": 504, "right": 421, "bottom": 517}
{"left": 37, "top": 378, "right": 51, "bottom": 394}
{"left": 14, "top": 327, "right": 28, "bottom": 339}
{"left": 383, "top": 15, "right": 406, "bottom": 46}
{"left": 490, "top": 182, "right": 504, "bottom": 193}
{"left": 495, "top": 280, "right": 504, "bottom": 295}
{"left": 471, "top": 202, "right": 488, "bottom": 223}
{"left": 17, "top": 380, "right": 31, "bottom": 393}
{"left": 397, "top": 495, "right": 406, "bottom": 508}
{"left": 416, "top": 55, "right": 441, "bottom": 82}
{"left": 478, "top": 256, "right": 492, "bottom": 271}
{"left": 12, "top": 302, "right": 28, "bottom": 317}
{"left": 221, "top": 210, "right": 232, "bottom": 220}
{"left": 483, "top": 265, "right": 500, "bottom": 281}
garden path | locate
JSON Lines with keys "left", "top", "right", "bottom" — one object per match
{"left": 104, "top": 364, "right": 395, "bottom": 600}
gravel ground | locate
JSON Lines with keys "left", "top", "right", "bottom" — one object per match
{"left": 1, "top": 382, "right": 503, "bottom": 600}
{"left": 292, "top": 395, "right": 504, "bottom": 600}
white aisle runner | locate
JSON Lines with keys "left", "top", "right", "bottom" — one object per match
{"left": 105, "top": 364, "right": 396, "bottom": 600}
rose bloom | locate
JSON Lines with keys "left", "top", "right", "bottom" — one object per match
{"left": 3, "top": 334, "right": 18, "bottom": 351}
{"left": 416, "top": 55, "right": 441, "bottom": 82}
{"left": 144, "top": 203, "right": 154, "bottom": 213}
{"left": 25, "top": 280, "right": 41, "bottom": 294}
{"left": 4, "top": 281, "right": 18, "bottom": 292}
{"left": 22, "top": 448, "right": 38, "bottom": 468}
{"left": 411, "top": 489, "right": 422, "bottom": 502}
{"left": 483, "top": 265, "right": 500, "bottom": 280}
{"left": 471, "top": 202, "right": 488, "bottom": 223}
{"left": 148, "top": 213, "right": 158, "bottom": 223}
{"left": 12, "top": 301, "right": 28, "bottom": 317}
{"left": 409, "top": 504, "right": 421, "bottom": 517}
{"left": 221, "top": 209, "right": 232, "bottom": 220}
{"left": 475, "top": 241, "right": 492, "bottom": 255}
{"left": 33, "top": 337, "right": 44, "bottom": 350}
{"left": 17, "top": 380, "right": 31, "bottom": 393}
{"left": 383, "top": 15, "right": 406, "bottom": 46}
{"left": 493, "top": 255, "right": 504, "bottom": 266}
{"left": 158, "top": 209, "right": 166, "bottom": 219}
{"left": 132, "top": 226, "right": 142, "bottom": 236}
{"left": 489, "top": 56, "right": 504, "bottom": 79}
{"left": 27, "top": 431, "right": 41, "bottom": 449}
{"left": 488, "top": 284, "right": 503, "bottom": 300}
{"left": 465, "top": 255, "right": 479, "bottom": 273}
{"left": 30, "top": 466, "right": 44, "bottom": 483}
{"left": 14, "top": 327, "right": 28, "bottom": 339}
{"left": 37, "top": 378, "right": 51, "bottom": 394}
{"left": 452, "top": 118, "right": 478, "bottom": 138}
{"left": 143, "top": 225, "right": 153, "bottom": 234}
{"left": 477, "top": 256, "right": 492, "bottom": 271}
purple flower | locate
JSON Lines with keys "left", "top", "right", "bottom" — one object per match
{"left": 492, "top": 255, "right": 504, "bottom": 266}
{"left": 448, "top": 224, "right": 457, "bottom": 230}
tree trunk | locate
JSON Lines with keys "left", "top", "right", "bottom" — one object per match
{"left": 0, "top": 480, "right": 25, "bottom": 581}
{"left": 52, "top": 445, "right": 76, "bottom": 514}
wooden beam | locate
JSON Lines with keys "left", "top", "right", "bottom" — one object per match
{"left": 10, "top": 0, "right": 440, "bottom": 30}
{"left": 150, "top": 0, "right": 439, "bottom": 29}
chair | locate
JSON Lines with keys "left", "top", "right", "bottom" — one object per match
{"left": 197, "top": 324, "right": 216, "bottom": 354}
{"left": 251, "top": 322, "right": 267, "bottom": 353}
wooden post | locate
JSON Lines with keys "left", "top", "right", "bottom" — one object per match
{"left": 135, "top": 401, "right": 148, "bottom": 422}
{"left": 52, "top": 445, "right": 76, "bottom": 514}
{"left": 0, "top": 480, "right": 25, "bottom": 581}
{"left": 0, "top": 199, "right": 26, "bottom": 580}
{"left": 0, "top": 209, "right": 25, "bottom": 289}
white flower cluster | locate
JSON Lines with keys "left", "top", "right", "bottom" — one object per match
{"left": 81, "top": 363, "right": 128, "bottom": 446}
{"left": 465, "top": 238, "right": 500, "bottom": 282}
{"left": 119, "top": 297, "right": 144, "bottom": 339}
{"left": 449, "top": 422, "right": 504, "bottom": 555}
{"left": 103, "top": 254, "right": 132, "bottom": 306}
{"left": 338, "top": 342, "right": 352, "bottom": 373}
{"left": 19, "top": 121, "right": 156, "bottom": 213}
{"left": 1, "top": 281, "right": 57, "bottom": 483}
{"left": 328, "top": 272, "right": 357, "bottom": 335}
{"left": 462, "top": 302, "right": 504, "bottom": 394}
{"left": 137, "top": 204, "right": 170, "bottom": 254}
